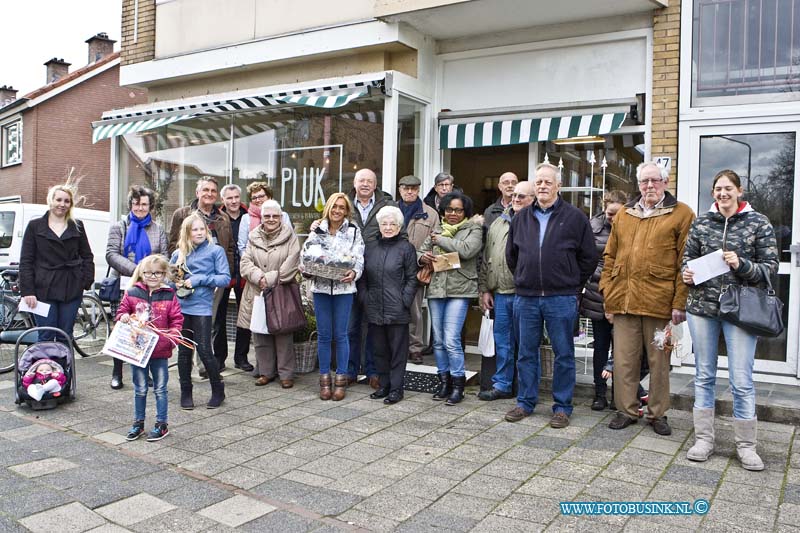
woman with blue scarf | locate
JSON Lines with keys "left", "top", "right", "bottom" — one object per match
{"left": 105, "top": 185, "right": 168, "bottom": 390}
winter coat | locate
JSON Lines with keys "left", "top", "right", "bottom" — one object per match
{"left": 479, "top": 210, "right": 515, "bottom": 295}
{"left": 169, "top": 240, "right": 231, "bottom": 316}
{"left": 115, "top": 282, "right": 184, "bottom": 358}
{"left": 506, "top": 198, "right": 597, "bottom": 298}
{"left": 221, "top": 204, "right": 248, "bottom": 280}
{"left": 168, "top": 201, "right": 235, "bottom": 275}
{"left": 237, "top": 212, "right": 292, "bottom": 256}
{"left": 237, "top": 224, "right": 301, "bottom": 329}
{"left": 483, "top": 198, "right": 508, "bottom": 230}
{"left": 405, "top": 203, "right": 440, "bottom": 250}
{"left": 682, "top": 202, "right": 778, "bottom": 318}
{"left": 21, "top": 359, "right": 67, "bottom": 388}
{"left": 301, "top": 219, "right": 365, "bottom": 295}
{"left": 19, "top": 214, "right": 95, "bottom": 303}
{"left": 580, "top": 213, "right": 612, "bottom": 320}
{"left": 360, "top": 235, "right": 418, "bottom": 325}
{"left": 422, "top": 185, "right": 463, "bottom": 213}
{"left": 419, "top": 219, "right": 483, "bottom": 299}
{"left": 599, "top": 192, "right": 695, "bottom": 319}
{"left": 348, "top": 190, "right": 398, "bottom": 245}
{"left": 105, "top": 217, "right": 168, "bottom": 277}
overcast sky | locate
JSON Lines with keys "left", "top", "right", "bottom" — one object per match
{"left": 0, "top": 1, "right": 121, "bottom": 95}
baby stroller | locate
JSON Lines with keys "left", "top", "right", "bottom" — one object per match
{"left": 13, "top": 327, "right": 76, "bottom": 410}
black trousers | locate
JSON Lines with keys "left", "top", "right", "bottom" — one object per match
{"left": 179, "top": 314, "right": 221, "bottom": 387}
{"left": 591, "top": 317, "right": 613, "bottom": 395}
{"left": 369, "top": 323, "right": 409, "bottom": 393}
{"left": 212, "top": 283, "right": 252, "bottom": 367}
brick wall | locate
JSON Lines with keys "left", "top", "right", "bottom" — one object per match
{"left": 121, "top": 0, "right": 156, "bottom": 66}
{"left": 651, "top": 2, "right": 681, "bottom": 189}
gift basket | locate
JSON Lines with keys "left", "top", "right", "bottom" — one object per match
{"left": 301, "top": 232, "right": 357, "bottom": 280}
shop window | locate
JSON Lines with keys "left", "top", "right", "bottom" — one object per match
{"left": 539, "top": 133, "right": 644, "bottom": 217}
{"left": 397, "top": 96, "right": 425, "bottom": 188}
{"left": 1, "top": 119, "right": 22, "bottom": 167}
{"left": 692, "top": 0, "right": 800, "bottom": 106}
{"left": 116, "top": 98, "right": 384, "bottom": 234}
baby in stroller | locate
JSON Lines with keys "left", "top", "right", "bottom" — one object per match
{"left": 22, "top": 359, "right": 66, "bottom": 401}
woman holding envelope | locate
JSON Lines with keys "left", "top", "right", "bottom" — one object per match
{"left": 681, "top": 169, "right": 778, "bottom": 471}
{"left": 418, "top": 191, "right": 482, "bottom": 405}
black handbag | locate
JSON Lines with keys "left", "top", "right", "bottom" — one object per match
{"left": 718, "top": 273, "right": 784, "bottom": 338}
{"left": 98, "top": 267, "right": 121, "bottom": 302}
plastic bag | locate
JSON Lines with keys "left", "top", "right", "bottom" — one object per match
{"left": 478, "top": 311, "right": 495, "bottom": 357}
{"left": 250, "top": 292, "right": 270, "bottom": 335}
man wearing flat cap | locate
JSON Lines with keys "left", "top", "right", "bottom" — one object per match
{"left": 398, "top": 175, "right": 440, "bottom": 364}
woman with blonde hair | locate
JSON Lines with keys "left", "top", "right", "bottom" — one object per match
{"left": 19, "top": 183, "right": 95, "bottom": 341}
{"left": 301, "top": 192, "right": 364, "bottom": 401}
{"left": 238, "top": 200, "right": 300, "bottom": 387}
{"left": 169, "top": 213, "right": 230, "bottom": 410}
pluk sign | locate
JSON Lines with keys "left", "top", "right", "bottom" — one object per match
{"left": 273, "top": 144, "right": 343, "bottom": 233}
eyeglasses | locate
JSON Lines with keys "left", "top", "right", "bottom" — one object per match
{"left": 511, "top": 193, "right": 531, "bottom": 200}
{"left": 435, "top": 182, "right": 453, "bottom": 188}
{"left": 251, "top": 193, "right": 268, "bottom": 201}
{"left": 262, "top": 214, "right": 281, "bottom": 220}
{"left": 143, "top": 271, "right": 165, "bottom": 278}
{"left": 444, "top": 207, "right": 465, "bottom": 214}
{"left": 379, "top": 222, "right": 399, "bottom": 227}
{"left": 638, "top": 178, "right": 666, "bottom": 185}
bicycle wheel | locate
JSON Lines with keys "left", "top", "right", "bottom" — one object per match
{"left": 72, "top": 294, "right": 111, "bottom": 357}
{"left": 0, "top": 298, "right": 34, "bottom": 373}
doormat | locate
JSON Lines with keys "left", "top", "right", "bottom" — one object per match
{"left": 403, "top": 370, "right": 440, "bottom": 393}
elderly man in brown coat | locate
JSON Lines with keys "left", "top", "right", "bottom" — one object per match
{"left": 397, "top": 175, "right": 439, "bottom": 364}
{"left": 600, "top": 161, "right": 695, "bottom": 436}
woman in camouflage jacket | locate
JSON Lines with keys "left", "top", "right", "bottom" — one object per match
{"left": 681, "top": 169, "right": 778, "bottom": 472}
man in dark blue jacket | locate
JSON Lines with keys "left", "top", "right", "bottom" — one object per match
{"left": 504, "top": 163, "right": 598, "bottom": 428}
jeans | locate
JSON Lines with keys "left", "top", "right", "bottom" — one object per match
{"left": 492, "top": 293, "right": 516, "bottom": 393}
{"left": 33, "top": 297, "right": 82, "bottom": 342}
{"left": 687, "top": 312, "right": 757, "bottom": 419}
{"left": 177, "top": 314, "right": 221, "bottom": 387}
{"left": 591, "top": 317, "right": 613, "bottom": 395}
{"left": 313, "top": 293, "right": 353, "bottom": 375}
{"left": 132, "top": 358, "right": 169, "bottom": 423}
{"left": 212, "top": 283, "right": 252, "bottom": 367}
{"left": 347, "top": 299, "right": 376, "bottom": 378}
{"left": 514, "top": 295, "right": 577, "bottom": 415}
{"left": 428, "top": 298, "right": 470, "bottom": 377}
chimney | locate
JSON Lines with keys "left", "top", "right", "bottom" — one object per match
{"left": 0, "top": 85, "right": 17, "bottom": 107}
{"left": 85, "top": 32, "right": 116, "bottom": 64}
{"left": 44, "top": 58, "right": 71, "bottom": 84}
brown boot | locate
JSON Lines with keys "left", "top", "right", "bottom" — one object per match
{"left": 332, "top": 374, "right": 348, "bottom": 401}
{"left": 319, "top": 373, "right": 332, "bottom": 401}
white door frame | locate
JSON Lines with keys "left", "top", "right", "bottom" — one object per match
{"left": 674, "top": 118, "right": 800, "bottom": 381}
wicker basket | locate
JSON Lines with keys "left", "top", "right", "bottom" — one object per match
{"left": 294, "top": 332, "right": 318, "bottom": 374}
{"left": 302, "top": 262, "right": 352, "bottom": 281}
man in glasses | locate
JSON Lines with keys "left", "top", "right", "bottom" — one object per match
{"left": 478, "top": 180, "right": 534, "bottom": 401}
{"left": 423, "top": 172, "right": 458, "bottom": 212}
{"left": 483, "top": 172, "right": 519, "bottom": 229}
{"left": 504, "top": 163, "right": 597, "bottom": 429}
{"left": 600, "top": 162, "right": 694, "bottom": 437}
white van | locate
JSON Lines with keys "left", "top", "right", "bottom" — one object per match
{"left": 0, "top": 200, "right": 110, "bottom": 283}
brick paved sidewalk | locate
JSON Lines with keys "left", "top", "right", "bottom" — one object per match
{"left": 0, "top": 355, "right": 798, "bottom": 532}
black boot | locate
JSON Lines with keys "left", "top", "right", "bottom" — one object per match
{"left": 432, "top": 372, "right": 452, "bottom": 401}
{"left": 180, "top": 385, "right": 194, "bottom": 410}
{"left": 110, "top": 359, "right": 124, "bottom": 390}
{"left": 591, "top": 389, "right": 608, "bottom": 411}
{"left": 207, "top": 381, "right": 225, "bottom": 409}
{"left": 445, "top": 376, "right": 466, "bottom": 406}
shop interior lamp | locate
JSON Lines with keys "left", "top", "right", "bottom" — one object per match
{"left": 553, "top": 135, "right": 605, "bottom": 145}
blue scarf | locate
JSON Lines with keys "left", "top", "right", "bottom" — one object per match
{"left": 123, "top": 213, "right": 152, "bottom": 264}
{"left": 399, "top": 198, "right": 426, "bottom": 229}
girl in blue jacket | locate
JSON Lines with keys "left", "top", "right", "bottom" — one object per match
{"left": 170, "top": 213, "right": 231, "bottom": 410}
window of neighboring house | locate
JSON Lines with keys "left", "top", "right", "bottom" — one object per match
{"left": 692, "top": 0, "right": 800, "bottom": 106}
{"left": 1, "top": 119, "right": 22, "bottom": 167}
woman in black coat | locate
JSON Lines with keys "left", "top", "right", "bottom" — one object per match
{"left": 361, "top": 206, "right": 418, "bottom": 404}
{"left": 579, "top": 190, "right": 627, "bottom": 411}
{"left": 19, "top": 184, "right": 95, "bottom": 342}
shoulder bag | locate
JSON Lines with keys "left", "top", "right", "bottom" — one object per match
{"left": 718, "top": 272, "right": 784, "bottom": 338}
{"left": 264, "top": 281, "right": 307, "bottom": 335}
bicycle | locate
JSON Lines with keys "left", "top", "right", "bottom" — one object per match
{"left": 72, "top": 291, "right": 112, "bottom": 358}
{"left": 0, "top": 269, "right": 35, "bottom": 373}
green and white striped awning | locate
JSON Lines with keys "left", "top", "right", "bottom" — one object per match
{"left": 439, "top": 112, "right": 627, "bottom": 149}
{"left": 92, "top": 79, "right": 383, "bottom": 143}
